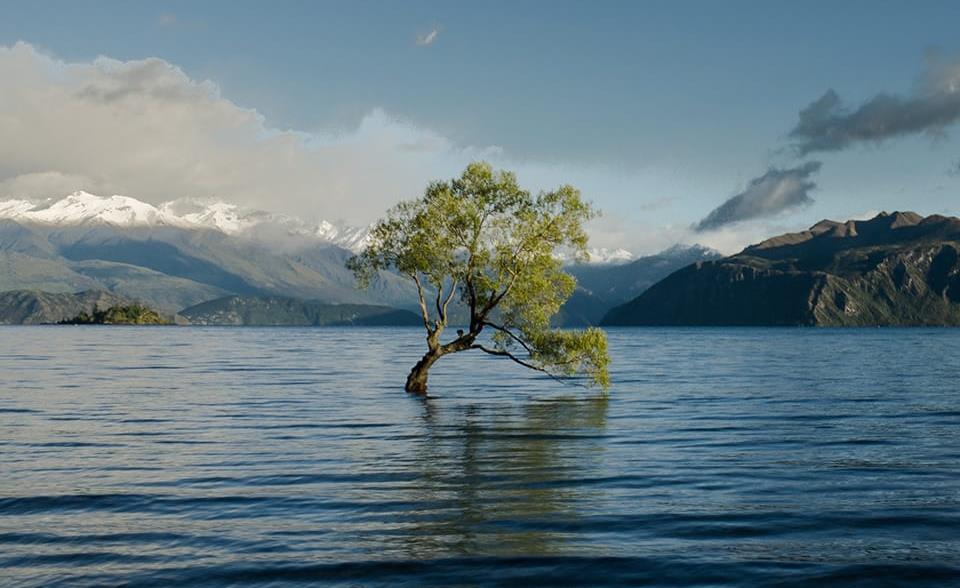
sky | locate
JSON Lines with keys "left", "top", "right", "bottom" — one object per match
{"left": 2, "top": 0, "right": 960, "bottom": 254}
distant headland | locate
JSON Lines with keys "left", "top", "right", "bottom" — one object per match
{"left": 603, "top": 212, "right": 960, "bottom": 326}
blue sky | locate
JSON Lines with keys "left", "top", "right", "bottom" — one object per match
{"left": 2, "top": 1, "right": 960, "bottom": 253}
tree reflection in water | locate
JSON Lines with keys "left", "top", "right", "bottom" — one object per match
{"left": 403, "top": 394, "right": 609, "bottom": 558}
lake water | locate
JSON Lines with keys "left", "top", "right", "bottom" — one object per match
{"left": 1, "top": 327, "right": 959, "bottom": 587}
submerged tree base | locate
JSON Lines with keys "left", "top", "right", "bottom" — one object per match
{"left": 405, "top": 374, "right": 428, "bottom": 394}
{"left": 405, "top": 352, "right": 437, "bottom": 393}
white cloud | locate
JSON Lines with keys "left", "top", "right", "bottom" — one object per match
{"left": 0, "top": 41, "right": 763, "bottom": 256}
{"left": 0, "top": 171, "right": 95, "bottom": 196}
{"left": 415, "top": 27, "right": 440, "bottom": 47}
{"left": 0, "top": 42, "right": 496, "bottom": 223}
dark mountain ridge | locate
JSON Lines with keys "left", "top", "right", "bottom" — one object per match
{"left": 603, "top": 211, "right": 960, "bottom": 326}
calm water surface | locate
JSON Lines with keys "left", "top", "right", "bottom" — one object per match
{"left": 1, "top": 327, "right": 959, "bottom": 587}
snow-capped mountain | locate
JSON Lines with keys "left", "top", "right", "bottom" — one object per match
{"left": 657, "top": 243, "right": 721, "bottom": 259}
{"left": 0, "top": 192, "right": 720, "bottom": 324}
{"left": 0, "top": 191, "right": 641, "bottom": 262}
{"left": 312, "top": 220, "right": 372, "bottom": 252}
{"left": 0, "top": 191, "right": 372, "bottom": 252}
{"left": 1, "top": 192, "right": 177, "bottom": 226}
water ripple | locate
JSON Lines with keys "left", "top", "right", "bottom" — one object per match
{"left": 1, "top": 326, "right": 959, "bottom": 587}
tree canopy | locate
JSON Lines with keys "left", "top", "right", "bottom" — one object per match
{"left": 348, "top": 162, "right": 610, "bottom": 393}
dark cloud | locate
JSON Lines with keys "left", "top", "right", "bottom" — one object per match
{"left": 790, "top": 58, "right": 960, "bottom": 155}
{"left": 694, "top": 161, "right": 822, "bottom": 232}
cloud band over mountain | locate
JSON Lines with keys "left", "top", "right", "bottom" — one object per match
{"left": 694, "top": 161, "right": 822, "bottom": 232}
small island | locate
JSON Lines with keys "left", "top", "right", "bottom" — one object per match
{"left": 59, "top": 304, "right": 170, "bottom": 325}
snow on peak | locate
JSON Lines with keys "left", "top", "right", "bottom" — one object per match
{"left": 0, "top": 191, "right": 372, "bottom": 251}
{"left": 0, "top": 191, "right": 642, "bottom": 258}
{"left": 314, "top": 221, "right": 372, "bottom": 251}
{"left": 555, "top": 247, "right": 636, "bottom": 265}
{"left": 585, "top": 247, "right": 634, "bottom": 264}
{"left": 658, "top": 243, "right": 721, "bottom": 259}
{"left": 0, "top": 198, "right": 37, "bottom": 218}
{"left": 158, "top": 199, "right": 266, "bottom": 234}
{"left": 1, "top": 191, "right": 177, "bottom": 227}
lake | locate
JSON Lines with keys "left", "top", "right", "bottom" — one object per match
{"left": 1, "top": 326, "right": 959, "bottom": 587}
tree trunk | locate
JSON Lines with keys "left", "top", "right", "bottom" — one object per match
{"left": 405, "top": 351, "right": 440, "bottom": 393}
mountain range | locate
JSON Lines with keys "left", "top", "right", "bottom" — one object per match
{"left": 0, "top": 191, "right": 373, "bottom": 250}
{"left": 603, "top": 211, "right": 960, "bottom": 326}
{"left": 0, "top": 192, "right": 719, "bottom": 325}
{"left": 0, "top": 191, "right": 637, "bottom": 263}
{"left": 0, "top": 192, "right": 414, "bottom": 315}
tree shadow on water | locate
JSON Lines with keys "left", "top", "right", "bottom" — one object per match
{"left": 401, "top": 393, "right": 610, "bottom": 559}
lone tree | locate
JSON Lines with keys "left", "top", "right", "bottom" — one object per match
{"left": 348, "top": 162, "right": 610, "bottom": 393}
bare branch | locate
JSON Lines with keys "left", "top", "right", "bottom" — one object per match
{"left": 410, "top": 273, "right": 433, "bottom": 334}
{"left": 470, "top": 344, "right": 583, "bottom": 387}
{"left": 471, "top": 344, "right": 542, "bottom": 370}
{"left": 441, "top": 278, "right": 459, "bottom": 323}
{"left": 434, "top": 277, "right": 443, "bottom": 327}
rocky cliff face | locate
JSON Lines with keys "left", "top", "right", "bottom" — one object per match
{"left": 602, "top": 212, "right": 960, "bottom": 326}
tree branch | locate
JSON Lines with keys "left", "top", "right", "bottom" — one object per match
{"left": 479, "top": 270, "right": 520, "bottom": 318}
{"left": 410, "top": 273, "right": 433, "bottom": 334}
{"left": 441, "top": 278, "right": 459, "bottom": 323}
{"left": 471, "top": 344, "right": 542, "bottom": 371}
{"left": 465, "top": 207, "right": 491, "bottom": 331}
{"left": 470, "top": 344, "right": 581, "bottom": 387}
{"left": 434, "top": 277, "right": 443, "bottom": 327}
{"left": 481, "top": 321, "right": 533, "bottom": 354}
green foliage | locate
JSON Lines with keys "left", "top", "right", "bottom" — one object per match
{"left": 60, "top": 304, "right": 169, "bottom": 325}
{"left": 348, "top": 161, "right": 611, "bottom": 389}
